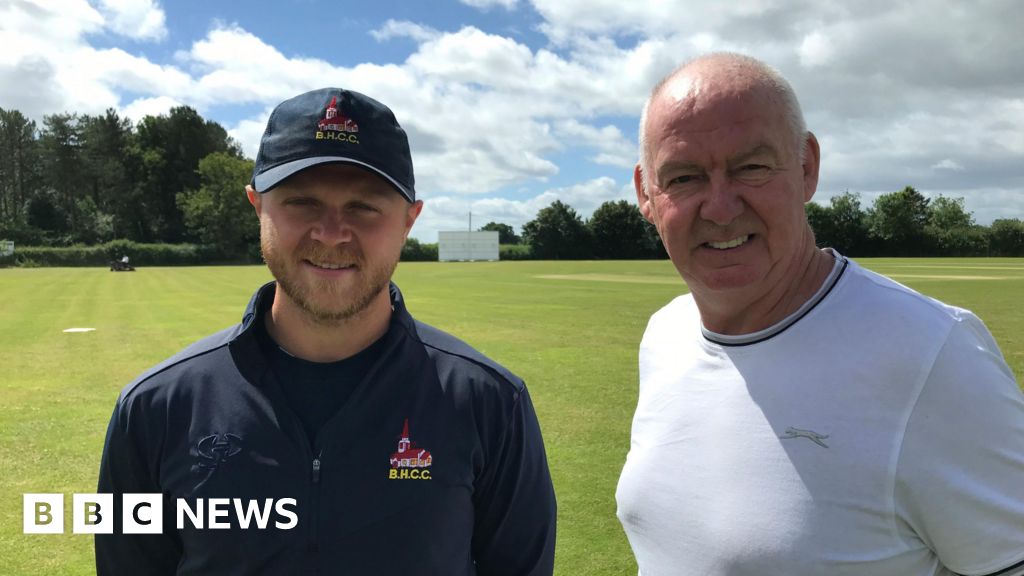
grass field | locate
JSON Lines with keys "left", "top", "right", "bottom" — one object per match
{"left": 1, "top": 258, "right": 1022, "bottom": 575}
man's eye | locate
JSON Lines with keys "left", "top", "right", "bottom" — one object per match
{"left": 350, "top": 203, "right": 380, "bottom": 213}
{"left": 735, "top": 165, "right": 773, "bottom": 183}
{"left": 669, "top": 174, "right": 700, "bottom": 185}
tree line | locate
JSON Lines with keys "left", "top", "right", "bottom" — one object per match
{"left": 805, "top": 187, "right": 1024, "bottom": 257}
{"left": 481, "top": 188, "right": 1024, "bottom": 259}
{"left": 1, "top": 105, "right": 1022, "bottom": 261}
{"left": 0, "top": 105, "right": 257, "bottom": 258}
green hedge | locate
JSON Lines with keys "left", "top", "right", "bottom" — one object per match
{"left": 4, "top": 240, "right": 536, "bottom": 266}
{"left": 401, "top": 239, "right": 438, "bottom": 262}
{"left": 10, "top": 241, "right": 231, "bottom": 267}
{"left": 499, "top": 244, "right": 533, "bottom": 260}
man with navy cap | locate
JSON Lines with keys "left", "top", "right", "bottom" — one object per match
{"left": 97, "top": 88, "right": 556, "bottom": 575}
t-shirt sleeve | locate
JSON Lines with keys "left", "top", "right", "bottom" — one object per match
{"left": 896, "top": 313, "right": 1024, "bottom": 576}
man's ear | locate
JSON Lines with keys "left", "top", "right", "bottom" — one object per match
{"left": 246, "top": 185, "right": 262, "bottom": 217}
{"left": 404, "top": 200, "right": 424, "bottom": 240}
{"left": 801, "top": 132, "right": 821, "bottom": 203}
{"left": 634, "top": 164, "right": 654, "bottom": 223}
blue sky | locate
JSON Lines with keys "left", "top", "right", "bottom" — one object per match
{"left": 2, "top": 0, "right": 1022, "bottom": 241}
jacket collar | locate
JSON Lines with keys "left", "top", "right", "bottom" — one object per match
{"left": 231, "top": 280, "right": 416, "bottom": 384}
{"left": 237, "top": 280, "right": 416, "bottom": 341}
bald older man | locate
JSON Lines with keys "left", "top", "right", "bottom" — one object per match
{"left": 615, "top": 53, "right": 1024, "bottom": 576}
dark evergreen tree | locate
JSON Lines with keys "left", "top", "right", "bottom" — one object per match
{"left": 522, "top": 200, "right": 592, "bottom": 259}
{"left": 589, "top": 200, "right": 649, "bottom": 259}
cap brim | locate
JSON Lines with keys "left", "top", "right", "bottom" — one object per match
{"left": 254, "top": 156, "right": 414, "bottom": 202}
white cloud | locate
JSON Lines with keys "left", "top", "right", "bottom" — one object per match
{"left": 407, "top": 27, "right": 535, "bottom": 86}
{"left": 121, "top": 95, "right": 182, "bottom": 123}
{"left": 553, "top": 120, "right": 636, "bottom": 168}
{"left": 0, "top": 0, "right": 180, "bottom": 118}
{"left": 97, "top": 0, "right": 168, "bottom": 41}
{"left": 932, "top": 159, "right": 965, "bottom": 171}
{"left": 370, "top": 19, "right": 441, "bottom": 43}
{"left": 412, "top": 176, "right": 632, "bottom": 241}
{"left": 798, "top": 31, "right": 834, "bottom": 68}
{"left": 1, "top": 1, "right": 1021, "bottom": 230}
{"left": 460, "top": 0, "right": 519, "bottom": 10}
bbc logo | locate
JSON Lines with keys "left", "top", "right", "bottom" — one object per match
{"left": 24, "top": 493, "right": 298, "bottom": 533}
{"left": 24, "top": 493, "right": 161, "bottom": 534}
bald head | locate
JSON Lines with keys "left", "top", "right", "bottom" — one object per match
{"left": 638, "top": 53, "right": 807, "bottom": 187}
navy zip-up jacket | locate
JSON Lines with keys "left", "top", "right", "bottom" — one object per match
{"left": 96, "top": 282, "right": 556, "bottom": 575}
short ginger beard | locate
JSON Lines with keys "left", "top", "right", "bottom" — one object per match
{"left": 260, "top": 223, "right": 397, "bottom": 326}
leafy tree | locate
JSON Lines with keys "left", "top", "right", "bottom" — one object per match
{"left": 79, "top": 109, "right": 143, "bottom": 241}
{"left": 39, "top": 113, "right": 83, "bottom": 235}
{"left": 521, "top": 200, "right": 592, "bottom": 259}
{"left": 867, "top": 186, "right": 931, "bottom": 256}
{"left": 479, "top": 221, "right": 520, "bottom": 244}
{"left": 989, "top": 218, "right": 1024, "bottom": 256}
{"left": 643, "top": 217, "right": 667, "bottom": 258}
{"left": 806, "top": 192, "right": 870, "bottom": 255}
{"left": 0, "top": 108, "right": 41, "bottom": 224}
{"left": 927, "top": 195, "right": 973, "bottom": 230}
{"left": 401, "top": 238, "right": 438, "bottom": 261}
{"left": 589, "top": 200, "right": 649, "bottom": 259}
{"left": 805, "top": 201, "right": 832, "bottom": 247}
{"left": 137, "top": 106, "right": 241, "bottom": 242}
{"left": 925, "top": 195, "right": 980, "bottom": 256}
{"left": 177, "top": 152, "right": 257, "bottom": 258}
{"left": 827, "top": 192, "right": 871, "bottom": 255}
{"left": 26, "top": 189, "right": 66, "bottom": 233}
{"left": 72, "top": 196, "right": 115, "bottom": 245}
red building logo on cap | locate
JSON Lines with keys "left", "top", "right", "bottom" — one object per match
{"left": 388, "top": 419, "right": 432, "bottom": 480}
{"left": 317, "top": 96, "right": 359, "bottom": 133}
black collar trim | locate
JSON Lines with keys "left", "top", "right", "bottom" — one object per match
{"left": 702, "top": 253, "right": 848, "bottom": 348}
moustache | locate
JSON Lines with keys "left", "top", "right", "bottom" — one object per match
{"left": 297, "top": 245, "right": 362, "bottom": 267}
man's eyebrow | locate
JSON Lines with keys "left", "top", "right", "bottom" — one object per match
{"left": 728, "top": 144, "right": 781, "bottom": 167}
{"left": 655, "top": 160, "right": 705, "bottom": 181}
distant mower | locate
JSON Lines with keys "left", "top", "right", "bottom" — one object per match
{"left": 109, "top": 260, "right": 135, "bottom": 272}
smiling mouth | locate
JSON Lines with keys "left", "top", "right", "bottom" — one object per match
{"left": 306, "top": 260, "right": 356, "bottom": 270}
{"left": 704, "top": 235, "right": 750, "bottom": 250}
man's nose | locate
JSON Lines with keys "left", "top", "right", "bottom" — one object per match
{"left": 310, "top": 209, "right": 354, "bottom": 245}
{"left": 699, "top": 174, "right": 744, "bottom": 226}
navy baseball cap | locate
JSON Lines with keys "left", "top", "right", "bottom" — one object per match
{"left": 251, "top": 87, "right": 415, "bottom": 202}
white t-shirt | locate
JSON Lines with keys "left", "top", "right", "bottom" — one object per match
{"left": 616, "top": 254, "right": 1024, "bottom": 576}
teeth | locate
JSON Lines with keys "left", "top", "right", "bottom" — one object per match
{"left": 311, "top": 262, "right": 352, "bottom": 270}
{"left": 707, "top": 235, "right": 749, "bottom": 250}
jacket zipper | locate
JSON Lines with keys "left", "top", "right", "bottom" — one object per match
{"left": 308, "top": 448, "right": 323, "bottom": 558}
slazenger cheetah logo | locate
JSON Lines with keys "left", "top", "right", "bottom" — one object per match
{"left": 196, "top": 433, "right": 244, "bottom": 469}
{"left": 779, "top": 427, "right": 830, "bottom": 448}
{"left": 388, "top": 419, "right": 432, "bottom": 480}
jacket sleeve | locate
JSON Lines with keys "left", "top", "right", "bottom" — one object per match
{"left": 472, "top": 386, "right": 557, "bottom": 576}
{"left": 95, "top": 396, "right": 182, "bottom": 576}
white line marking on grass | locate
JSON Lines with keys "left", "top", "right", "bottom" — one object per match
{"left": 886, "top": 274, "right": 1019, "bottom": 281}
{"left": 62, "top": 328, "right": 96, "bottom": 333}
{"left": 882, "top": 265, "right": 1024, "bottom": 271}
{"left": 536, "top": 274, "right": 682, "bottom": 285}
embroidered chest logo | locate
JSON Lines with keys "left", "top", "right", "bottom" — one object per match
{"left": 196, "top": 433, "right": 244, "bottom": 469}
{"left": 388, "top": 419, "right": 432, "bottom": 480}
{"left": 779, "top": 427, "right": 830, "bottom": 448}
{"left": 315, "top": 96, "right": 360, "bottom": 144}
